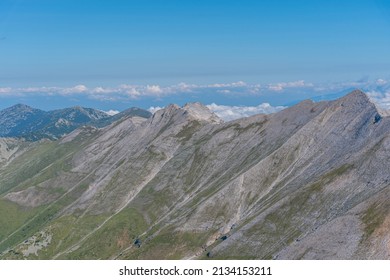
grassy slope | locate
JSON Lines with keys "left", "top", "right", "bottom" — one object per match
{"left": 0, "top": 129, "right": 101, "bottom": 256}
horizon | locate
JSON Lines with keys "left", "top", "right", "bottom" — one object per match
{"left": 1, "top": 88, "right": 387, "bottom": 122}
{"left": 1, "top": 1, "right": 390, "bottom": 117}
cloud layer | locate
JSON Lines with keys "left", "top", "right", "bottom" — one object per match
{"left": 206, "top": 103, "right": 286, "bottom": 121}
{"left": 2, "top": 78, "right": 390, "bottom": 115}
{"left": 148, "top": 103, "right": 286, "bottom": 121}
{"left": 0, "top": 81, "right": 255, "bottom": 100}
{"left": 1, "top": 78, "right": 388, "bottom": 99}
{"left": 102, "top": 110, "right": 120, "bottom": 116}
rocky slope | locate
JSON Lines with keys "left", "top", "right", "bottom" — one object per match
{"left": 0, "top": 138, "right": 31, "bottom": 168}
{"left": 0, "top": 90, "right": 389, "bottom": 260}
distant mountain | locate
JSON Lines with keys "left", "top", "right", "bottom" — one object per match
{"left": 0, "top": 104, "right": 48, "bottom": 138}
{"left": 92, "top": 107, "right": 152, "bottom": 128}
{"left": 0, "top": 104, "right": 151, "bottom": 140}
{"left": 1, "top": 90, "right": 390, "bottom": 260}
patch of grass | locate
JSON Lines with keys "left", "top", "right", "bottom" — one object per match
{"left": 146, "top": 145, "right": 167, "bottom": 161}
{"left": 64, "top": 207, "right": 148, "bottom": 259}
{"left": 0, "top": 203, "right": 60, "bottom": 253}
{"left": 38, "top": 214, "right": 108, "bottom": 259}
{"left": 361, "top": 202, "right": 389, "bottom": 238}
{"left": 1, "top": 213, "right": 110, "bottom": 259}
{"left": 184, "top": 146, "right": 208, "bottom": 187}
{"left": 233, "top": 119, "right": 267, "bottom": 133}
{"left": 0, "top": 199, "right": 42, "bottom": 242}
{"left": 0, "top": 140, "right": 82, "bottom": 195}
{"left": 0, "top": 182, "right": 90, "bottom": 254}
{"left": 321, "top": 164, "right": 352, "bottom": 184}
{"left": 176, "top": 120, "right": 201, "bottom": 144}
{"left": 125, "top": 227, "right": 211, "bottom": 259}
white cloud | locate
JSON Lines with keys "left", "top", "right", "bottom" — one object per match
{"left": 268, "top": 84, "right": 284, "bottom": 92}
{"left": 119, "top": 85, "right": 141, "bottom": 98}
{"left": 367, "top": 91, "right": 390, "bottom": 110}
{"left": 2, "top": 78, "right": 390, "bottom": 108}
{"left": 146, "top": 103, "right": 285, "bottom": 121}
{"left": 376, "top": 79, "right": 388, "bottom": 86}
{"left": 145, "top": 85, "right": 163, "bottom": 95}
{"left": 207, "top": 103, "right": 286, "bottom": 121}
{"left": 175, "top": 82, "right": 195, "bottom": 92}
{"left": 103, "top": 110, "right": 120, "bottom": 116}
{"left": 62, "top": 85, "right": 88, "bottom": 95}
{"left": 267, "top": 80, "right": 313, "bottom": 92}
{"left": 217, "top": 89, "right": 231, "bottom": 94}
{"left": 208, "top": 81, "right": 247, "bottom": 88}
{"left": 0, "top": 80, "right": 304, "bottom": 100}
{"left": 0, "top": 87, "right": 12, "bottom": 95}
{"left": 91, "top": 87, "right": 115, "bottom": 94}
{"left": 148, "top": 106, "right": 163, "bottom": 113}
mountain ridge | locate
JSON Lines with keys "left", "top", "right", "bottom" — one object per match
{"left": 0, "top": 104, "right": 152, "bottom": 140}
{"left": 1, "top": 90, "right": 390, "bottom": 260}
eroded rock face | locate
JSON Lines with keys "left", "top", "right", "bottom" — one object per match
{"left": 1, "top": 91, "right": 390, "bottom": 260}
{"left": 0, "top": 138, "right": 29, "bottom": 167}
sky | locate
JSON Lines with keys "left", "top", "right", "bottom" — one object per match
{"left": 1, "top": 0, "right": 390, "bottom": 119}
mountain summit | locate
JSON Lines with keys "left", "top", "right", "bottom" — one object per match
{"left": 1, "top": 90, "right": 390, "bottom": 260}
{"left": 0, "top": 104, "right": 46, "bottom": 138}
{"left": 182, "top": 102, "right": 222, "bottom": 123}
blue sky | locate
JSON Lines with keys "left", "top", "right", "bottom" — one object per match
{"left": 1, "top": 0, "right": 390, "bottom": 116}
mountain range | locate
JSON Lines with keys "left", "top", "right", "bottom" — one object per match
{"left": 0, "top": 104, "right": 151, "bottom": 140}
{"left": 0, "top": 90, "right": 390, "bottom": 260}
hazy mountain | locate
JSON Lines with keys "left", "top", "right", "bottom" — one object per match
{"left": 0, "top": 104, "right": 47, "bottom": 138}
{"left": 0, "top": 104, "right": 151, "bottom": 140}
{"left": 91, "top": 107, "right": 152, "bottom": 128}
{"left": 0, "top": 90, "right": 390, "bottom": 260}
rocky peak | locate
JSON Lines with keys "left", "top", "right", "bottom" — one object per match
{"left": 182, "top": 102, "right": 222, "bottom": 124}
{"left": 0, "top": 104, "right": 46, "bottom": 136}
{"left": 1, "top": 104, "right": 41, "bottom": 115}
{"left": 149, "top": 104, "right": 179, "bottom": 125}
{"left": 337, "top": 89, "right": 374, "bottom": 109}
{"left": 10, "top": 103, "right": 34, "bottom": 111}
{"left": 150, "top": 103, "right": 222, "bottom": 126}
